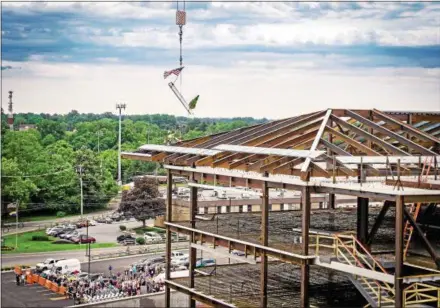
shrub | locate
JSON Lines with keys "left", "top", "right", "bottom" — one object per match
{"left": 136, "top": 237, "right": 145, "bottom": 245}
{"left": 32, "top": 235, "right": 50, "bottom": 241}
{"left": 56, "top": 211, "right": 66, "bottom": 218}
{"left": 119, "top": 225, "right": 127, "bottom": 231}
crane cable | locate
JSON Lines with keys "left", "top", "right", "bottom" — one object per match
{"left": 176, "top": 0, "right": 186, "bottom": 94}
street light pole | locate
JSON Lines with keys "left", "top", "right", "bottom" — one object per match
{"left": 116, "top": 103, "right": 126, "bottom": 186}
{"left": 15, "top": 201, "right": 19, "bottom": 249}
{"left": 76, "top": 165, "right": 84, "bottom": 221}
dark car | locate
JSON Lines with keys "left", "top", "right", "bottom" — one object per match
{"left": 116, "top": 234, "right": 135, "bottom": 242}
{"left": 72, "top": 235, "right": 96, "bottom": 244}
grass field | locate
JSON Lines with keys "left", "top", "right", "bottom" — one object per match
{"left": 2, "top": 231, "right": 116, "bottom": 254}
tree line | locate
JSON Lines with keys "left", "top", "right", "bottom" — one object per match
{"left": 1, "top": 110, "right": 267, "bottom": 217}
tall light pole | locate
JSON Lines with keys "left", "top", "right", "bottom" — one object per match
{"left": 76, "top": 165, "right": 84, "bottom": 220}
{"left": 116, "top": 103, "right": 126, "bottom": 186}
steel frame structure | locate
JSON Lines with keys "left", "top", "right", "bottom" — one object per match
{"left": 123, "top": 109, "right": 440, "bottom": 308}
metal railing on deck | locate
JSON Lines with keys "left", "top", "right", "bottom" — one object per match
{"left": 403, "top": 282, "right": 440, "bottom": 307}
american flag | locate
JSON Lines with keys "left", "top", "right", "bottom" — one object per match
{"left": 163, "top": 66, "right": 184, "bottom": 79}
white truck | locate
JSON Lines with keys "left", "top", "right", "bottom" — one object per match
{"left": 36, "top": 258, "right": 64, "bottom": 272}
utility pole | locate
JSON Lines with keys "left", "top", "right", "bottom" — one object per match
{"left": 15, "top": 201, "right": 19, "bottom": 249}
{"left": 116, "top": 103, "right": 126, "bottom": 186}
{"left": 76, "top": 165, "right": 84, "bottom": 221}
{"left": 8, "top": 91, "right": 14, "bottom": 130}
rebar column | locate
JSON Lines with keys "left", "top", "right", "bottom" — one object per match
{"left": 165, "top": 170, "right": 173, "bottom": 308}
{"left": 188, "top": 185, "right": 197, "bottom": 308}
{"left": 301, "top": 186, "right": 311, "bottom": 308}
{"left": 395, "top": 196, "right": 404, "bottom": 308}
{"left": 260, "top": 181, "right": 269, "bottom": 308}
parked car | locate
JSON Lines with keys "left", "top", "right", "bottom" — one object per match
{"left": 88, "top": 220, "right": 97, "bottom": 226}
{"left": 232, "top": 250, "right": 246, "bottom": 256}
{"left": 96, "top": 217, "right": 106, "bottom": 223}
{"left": 171, "top": 256, "right": 189, "bottom": 267}
{"left": 56, "top": 228, "right": 76, "bottom": 237}
{"left": 143, "top": 233, "right": 156, "bottom": 244}
{"left": 59, "top": 230, "right": 76, "bottom": 239}
{"left": 117, "top": 234, "right": 135, "bottom": 243}
{"left": 104, "top": 217, "right": 113, "bottom": 224}
{"left": 64, "top": 231, "right": 80, "bottom": 240}
{"left": 47, "top": 227, "right": 64, "bottom": 236}
{"left": 144, "top": 232, "right": 162, "bottom": 243}
{"left": 122, "top": 238, "right": 136, "bottom": 246}
{"left": 171, "top": 251, "right": 188, "bottom": 259}
{"left": 71, "top": 235, "right": 96, "bottom": 244}
{"left": 196, "top": 258, "right": 216, "bottom": 268}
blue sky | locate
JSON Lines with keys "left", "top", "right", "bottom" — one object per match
{"left": 1, "top": 1, "right": 440, "bottom": 117}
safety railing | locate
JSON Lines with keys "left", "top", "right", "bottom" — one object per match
{"left": 334, "top": 235, "right": 395, "bottom": 305}
{"left": 403, "top": 282, "right": 440, "bottom": 307}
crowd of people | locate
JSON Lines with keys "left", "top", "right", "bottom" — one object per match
{"left": 37, "top": 263, "right": 167, "bottom": 304}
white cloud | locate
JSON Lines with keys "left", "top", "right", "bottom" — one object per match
{"left": 2, "top": 60, "right": 439, "bottom": 118}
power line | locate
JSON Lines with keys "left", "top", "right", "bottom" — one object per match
{"left": 1, "top": 167, "right": 73, "bottom": 178}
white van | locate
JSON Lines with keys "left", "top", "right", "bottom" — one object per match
{"left": 51, "top": 258, "right": 81, "bottom": 275}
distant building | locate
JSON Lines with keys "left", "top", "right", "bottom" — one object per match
{"left": 18, "top": 124, "right": 37, "bottom": 131}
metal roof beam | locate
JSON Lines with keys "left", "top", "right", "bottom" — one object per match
{"left": 325, "top": 126, "right": 381, "bottom": 156}
{"left": 331, "top": 114, "right": 409, "bottom": 156}
{"left": 346, "top": 110, "right": 437, "bottom": 156}
{"left": 301, "top": 109, "right": 332, "bottom": 181}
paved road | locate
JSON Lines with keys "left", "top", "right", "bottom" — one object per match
{"left": 1, "top": 245, "right": 247, "bottom": 307}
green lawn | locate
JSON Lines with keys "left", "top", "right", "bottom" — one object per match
{"left": 1, "top": 231, "right": 116, "bottom": 254}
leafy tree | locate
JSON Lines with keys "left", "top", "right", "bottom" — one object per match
{"left": 119, "top": 177, "right": 165, "bottom": 227}
{"left": 1, "top": 158, "right": 38, "bottom": 216}
{"left": 37, "top": 119, "right": 66, "bottom": 140}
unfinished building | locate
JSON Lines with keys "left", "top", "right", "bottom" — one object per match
{"left": 123, "top": 109, "right": 440, "bottom": 307}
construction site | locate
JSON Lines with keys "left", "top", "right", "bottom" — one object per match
{"left": 123, "top": 108, "right": 440, "bottom": 308}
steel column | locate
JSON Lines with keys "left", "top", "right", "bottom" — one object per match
{"left": 188, "top": 185, "right": 197, "bottom": 308}
{"left": 328, "top": 193, "right": 335, "bottom": 209}
{"left": 260, "top": 181, "right": 269, "bottom": 308}
{"left": 356, "top": 197, "right": 369, "bottom": 245}
{"left": 395, "top": 196, "right": 404, "bottom": 308}
{"left": 165, "top": 170, "right": 173, "bottom": 308}
{"left": 301, "top": 186, "right": 311, "bottom": 308}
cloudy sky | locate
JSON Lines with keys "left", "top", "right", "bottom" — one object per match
{"left": 1, "top": 1, "right": 440, "bottom": 118}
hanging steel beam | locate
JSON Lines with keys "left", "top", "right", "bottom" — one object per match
{"left": 331, "top": 114, "right": 410, "bottom": 156}
{"left": 301, "top": 109, "right": 333, "bottom": 181}
{"left": 372, "top": 109, "right": 440, "bottom": 145}
{"left": 346, "top": 110, "right": 437, "bottom": 156}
